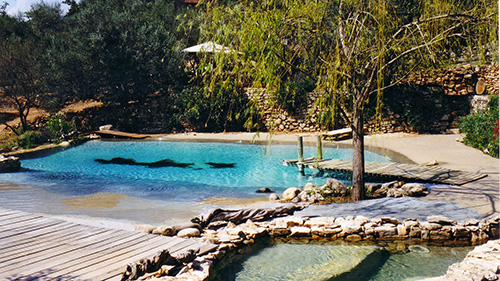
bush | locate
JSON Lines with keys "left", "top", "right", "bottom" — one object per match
{"left": 47, "top": 114, "right": 75, "bottom": 142}
{"left": 272, "top": 78, "right": 316, "bottom": 115}
{"left": 176, "top": 82, "right": 250, "bottom": 132}
{"left": 17, "top": 130, "right": 43, "bottom": 149}
{"left": 459, "top": 95, "right": 499, "bottom": 158}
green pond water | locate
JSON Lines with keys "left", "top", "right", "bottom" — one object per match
{"left": 216, "top": 243, "right": 471, "bottom": 281}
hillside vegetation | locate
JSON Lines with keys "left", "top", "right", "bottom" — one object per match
{"left": 0, "top": 0, "right": 498, "bottom": 149}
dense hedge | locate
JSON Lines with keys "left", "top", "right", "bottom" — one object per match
{"left": 459, "top": 95, "right": 499, "bottom": 158}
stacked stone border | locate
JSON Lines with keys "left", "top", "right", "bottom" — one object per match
{"left": 248, "top": 63, "right": 499, "bottom": 134}
{"left": 129, "top": 211, "right": 500, "bottom": 281}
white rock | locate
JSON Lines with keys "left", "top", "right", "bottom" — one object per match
{"left": 282, "top": 187, "right": 301, "bottom": 201}
{"left": 269, "top": 193, "right": 279, "bottom": 201}
{"left": 99, "top": 124, "right": 113, "bottom": 130}
{"left": 135, "top": 224, "right": 156, "bottom": 233}
{"left": 177, "top": 228, "right": 201, "bottom": 238}
{"left": 303, "top": 182, "right": 315, "bottom": 191}
{"left": 290, "top": 226, "right": 311, "bottom": 236}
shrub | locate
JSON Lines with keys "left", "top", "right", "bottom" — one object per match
{"left": 459, "top": 95, "right": 499, "bottom": 158}
{"left": 272, "top": 78, "right": 315, "bottom": 115}
{"left": 47, "top": 114, "right": 75, "bottom": 142}
{"left": 17, "top": 130, "right": 43, "bottom": 149}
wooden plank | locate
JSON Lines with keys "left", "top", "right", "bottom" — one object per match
{"left": 61, "top": 237, "right": 193, "bottom": 280}
{"left": 0, "top": 208, "right": 217, "bottom": 281}
{"left": 28, "top": 232, "right": 156, "bottom": 279}
{"left": 0, "top": 220, "right": 67, "bottom": 241}
{"left": 0, "top": 222, "right": 80, "bottom": 252}
{"left": 0, "top": 216, "right": 61, "bottom": 232}
{"left": 281, "top": 158, "right": 487, "bottom": 185}
{"left": 95, "top": 130, "right": 150, "bottom": 139}
{"left": 0, "top": 228, "right": 116, "bottom": 271}
{"left": 0, "top": 214, "right": 45, "bottom": 228}
{"left": 0, "top": 225, "right": 102, "bottom": 261}
{"left": 8, "top": 231, "right": 149, "bottom": 280}
{"left": 82, "top": 238, "right": 200, "bottom": 281}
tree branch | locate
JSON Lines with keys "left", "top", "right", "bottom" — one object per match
{"left": 0, "top": 121, "right": 20, "bottom": 136}
{"left": 380, "top": 19, "right": 469, "bottom": 73}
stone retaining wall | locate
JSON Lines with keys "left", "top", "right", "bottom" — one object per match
{"left": 134, "top": 213, "right": 499, "bottom": 280}
{"left": 247, "top": 88, "right": 324, "bottom": 133}
{"left": 250, "top": 63, "right": 498, "bottom": 134}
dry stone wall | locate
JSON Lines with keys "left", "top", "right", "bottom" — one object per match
{"left": 247, "top": 88, "right": 324, "bottom": 133}
{"left": 403, "top": 63, "right": 498, "bottom": 96}
{"left": 250, "top": 63, "right": 498, "bottom": 134}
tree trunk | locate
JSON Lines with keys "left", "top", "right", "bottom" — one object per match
{"left": 351, "top": 104, "right": 365, "bottom": 201}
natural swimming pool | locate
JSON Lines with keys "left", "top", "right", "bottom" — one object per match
{"left": 0, "top": 140, "right": 481, "bottom": 226}
{"left": 8, "top": 140, "right": 391, "bottom": 200}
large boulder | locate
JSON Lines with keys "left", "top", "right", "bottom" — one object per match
{"left": 403, "top": 183, "right": 429, "bottom": 197}
{"left": 325, "top": 178, "right": 347, "bottom": 195}
{"left": 0, "top": 156, "right": 21, "bottom": 173}
{"left": 282, "top": 187, "right": 301, "bottom": 201}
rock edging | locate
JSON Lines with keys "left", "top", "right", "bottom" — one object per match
{"left": 419, "top": 239, "right": 500, "bottom": 281}
{"left": 277, "top": 180, "right": 429, "bottom": 204}
{"left": 133, "top": 210, "right": 499, "bottom": 281}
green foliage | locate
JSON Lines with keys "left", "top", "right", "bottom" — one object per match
{"left": 176, "top": 81, "right": 250, "bottom": 132}
{"left": 47, "top": 114, "right": 75, "bottom": 142}
{"left": 459, "top": 95, "right": 499, "bottom": 158}
{"left": 16, "top": 130, "right": 43, "bottom": 149}
{"left": 272, "top": 78, "right": 315, "bottom": 115}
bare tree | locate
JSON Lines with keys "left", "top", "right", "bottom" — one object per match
{"left": 0, "top": 38, "right": 40, "bottom": 135}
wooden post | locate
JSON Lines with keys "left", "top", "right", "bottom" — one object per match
{"left": 297, "top": 136, "right": 304, "bottom": 175}
{"left": 316, "top": 135, "right": 322, "bottom": 160}
{"left": 298, "top": 136, "right": 304, "bottom": 162}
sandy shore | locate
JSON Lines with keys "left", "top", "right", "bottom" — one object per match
{"left": 153, "top": 131, "right": 499, "bottom": 217}
{"left": 0, "top": 131, "right": 497, "bottom": 228}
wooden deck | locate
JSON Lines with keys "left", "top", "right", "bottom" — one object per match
{"left": 0, "top": 208, "right": 217, "bottom": 281}
{"left": 282, "top": 158, "right": 487, "bottom": 185}
{"left": 95, "top": 130, "right": 151, "bottom": 139}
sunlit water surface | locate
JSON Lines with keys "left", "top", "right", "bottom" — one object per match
{"left": 218, "top": 243, "right": 471, "bottom": 281}
{"left": 4, "top": 140, "right": 391, "bottom": 200}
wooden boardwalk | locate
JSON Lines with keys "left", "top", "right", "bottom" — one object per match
{"left": 282, "top": 158, "right": 487, "bottom": 185}
{"left": 95, "top": 130, "right": 151, "bottom": 139}
{"left": 0, "top": 208, "right": 216, "bottom": 281}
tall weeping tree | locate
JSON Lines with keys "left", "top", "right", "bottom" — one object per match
{"left": 198, "top": 0, "right": 497, "bottom": 200}
{"left": 316, "top": 0, "right": 496, "bottom": 200}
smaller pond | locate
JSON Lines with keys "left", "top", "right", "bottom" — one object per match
{"left": 216, "top": 242, "right": 471, "bottom": 281}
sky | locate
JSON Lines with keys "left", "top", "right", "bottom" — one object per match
{"left": 3, "top": 0, "right": 69, "bottom": 16}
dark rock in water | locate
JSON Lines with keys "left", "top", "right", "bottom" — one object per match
{"left": 95, "top": 157, "right": 195, "bottom": 169}
{"left": 147, "top": 159, "right": 194, "bottom": 168}
{"left": 94, "top": 157, "right": 139, "bottom": 165}
{"left": 206, "top": 162, "right": 236, "bottom": 169}
{"left": 256, "top": 187, "right": 273, "bottom": 193}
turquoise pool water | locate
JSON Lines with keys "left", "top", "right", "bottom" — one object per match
{"left": 6, "top": 140, "right": 390, "bottom": 201}
{"left": 218, "top": 243, "right": 471, "bottom": 281}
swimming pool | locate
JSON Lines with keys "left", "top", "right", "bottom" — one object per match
{"left": 6, "top": 140, "right": 391, "bottom": 201}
